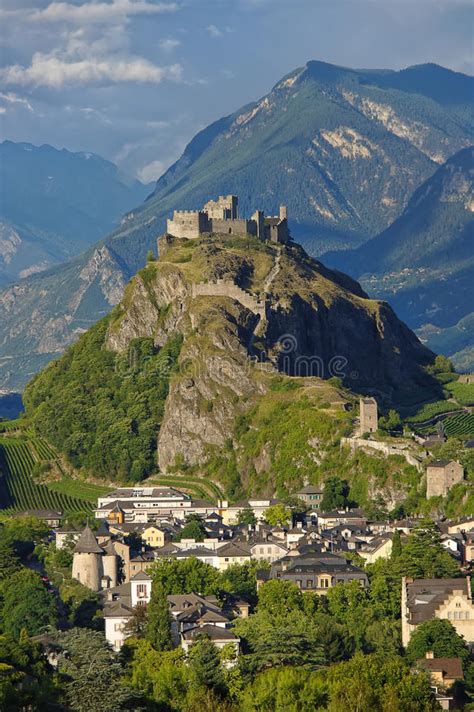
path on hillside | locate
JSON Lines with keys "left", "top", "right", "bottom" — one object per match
{"left": 248, "top": 248, "right": 282, "bottom": 358}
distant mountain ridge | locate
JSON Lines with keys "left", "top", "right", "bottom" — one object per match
{"left": 0, "top": 141, "right": 152, "bottom": 286}
{"left": 324, "top": 147, "right": 474, "bottom": 369}
{"left": 0, "top": 60, "right": 473, "bottom": 391}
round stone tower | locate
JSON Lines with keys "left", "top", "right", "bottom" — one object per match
{"left": 72, "top": 525, "right": 104, "bottom": 591}
{"left": 102, "top": 540, "right": 118, "bottom": 589}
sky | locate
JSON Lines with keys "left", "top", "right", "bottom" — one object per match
{"left": 0, "top": 0, "right": 472, "bottom": 183}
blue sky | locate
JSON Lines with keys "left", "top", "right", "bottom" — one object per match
{"left": 0, "top": 0, "right": 472, "bottom": 182}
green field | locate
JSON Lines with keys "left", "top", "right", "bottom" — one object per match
{"left": 406, "top": 400, "right": 460, "bottom": 424}
{"left": 148, "top": 474, "right": 224, "bottom": 502}
{"left": 443, "top": 413, "right": 474, "bottom": 438}
{"left": 0, "top": 436, "right": 95, "bottom": 516}
{"left": 444, "top": 379, "right": 474, "bottom": 406}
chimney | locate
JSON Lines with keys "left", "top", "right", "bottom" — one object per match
{"left": 425, "top": 651, "right": 434, "bottom": 659}
{"left": 279, "top": 205, "right": 287, "bottom": 221}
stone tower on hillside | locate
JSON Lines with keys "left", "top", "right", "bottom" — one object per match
{"left": 359, "top": 397, "right": 378, "bottom": 434}
{"left": 72, "top": 525, "right": 104, "bottom": 591}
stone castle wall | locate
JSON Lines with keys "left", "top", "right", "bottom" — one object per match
{"left": 192, "top": 279, "right": 267, "bottom": 318}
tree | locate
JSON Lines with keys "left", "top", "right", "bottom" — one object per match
{"left": 234, "top": 609, "right": 325, "bottom": 672}
{"left": 0, "top": 539, "right": 20, "bottom": 582}
{"left": 177, "top": 517, "right": 207, "bottom": 542}
{"left": 320, "top": 476, "right": 350, "bottom": 511}
{"left": 124, "top": 604, "right": 149, "bottom": 639}
{"left": 237, "top": 508, "right": 257, "bottom": 526}
{"left": 1, "top": 569, "right": 58, "bottom": 638}
{"left": 57, "top": 628, "right": 136, "bottom": 712}
{"left": 257, "top": 580, "right": 303, "bottom": 617}
{"left": 391, "top": 529, "right": 403, "bottom": 559}
{"left": 379, "top": 409, "right": 402, "bottom": 434}
{"left": 188, "top": 636, "right": 227, "bottom": 697}
{"left": 240, "top": 667, "right": 328, "bottom": 711}
{"left": 0, "top": 632, "right": 58, "bottom": 711}
{"left": 264, "top": 504, "right": 291, "bottom": 527}
{"left": 406, "top": 619, "right": 469, "bottom": 668}
{"left": 401, "top": 518, "right": 459, "bottom": 578}
{"left": 146, "top": 583, "right": 172, "bottom": 652}
{"left": 219, "top": 560, "right": 265, "bottom": 605}
{"left": 149, "top": 557, "right": 220, "bottom": 596}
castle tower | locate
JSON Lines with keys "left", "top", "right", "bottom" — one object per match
{"left": 359, "top": 397, "right": 378, "bottom": 434}
{"left": 101, "top": 540, "right": 118, "bottom": 589}
{"left": 251, "top": 210, "right": 265, "bottom": 239}
{"left": 72, "top": 525, "right": 104, "bottom": 592}
{"left": 279, "top": 205, "right": 288, "bottom": 221}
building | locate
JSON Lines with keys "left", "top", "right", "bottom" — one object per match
{"left": 458, "top": 374, "right": 474, "bottom": 384}
{"left": 401, "top": 576, "right": 474, "bottom": 647}
{"left": 103, "top": 571, "right": 152, "bottom": 651}
{"left": 317, "top": 508, "right": 368, "bottom": 530}
{"left": 262, "top": 551, "right": 368, "bottom": 593}
{"left": 166, "top": 195, "right": 290, "bottom": 244}
{"left": 417, "top": 651, "right": 464, "bottom": 691}
{"left": 71, "top": 525, "right": 119, "bottom": 592}
{"left": 359, "top": 397, "right": 378, "bottom": 434}
{"left": 296, "top": 485, "right": 324, "bottom": 510}
{"left": 426, "top": 460, "right": 464, "bottom": 498}
{"left": 358, "top": 534, "right": 393, "bottom": 564}
{"left": 16, "top": 509, "right": 63, "bottom": 528}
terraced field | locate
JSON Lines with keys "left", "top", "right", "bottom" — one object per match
{"left": 443, "top": 413, "right": 474, "bottom": 438}
{"left": 0, "top": 436, "right": 94, "bottom": 516}
{"left": 148, "top": 474, "right": 224, "bottom": 502}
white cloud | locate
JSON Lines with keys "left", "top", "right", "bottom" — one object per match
{"left": 0, "top": 91, "right": 33, "bottom": 111}
{"left": 137, "top": 158, "right": 168, "bottom": 182}
{"left": 1, "top": 0, "right": 178, "bottom": 25}
{"left": 0, "top": 53, "right": 183, "bottom": 88}
{"left": 206, "top": 24, "right": 223, "bottom": 38}
{"left": 159, "top": 37, "right": 181, "bottom": 52}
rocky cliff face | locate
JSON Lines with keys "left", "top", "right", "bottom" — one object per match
{"left": 104, "top": 234, "right": 437, "bottom": 471}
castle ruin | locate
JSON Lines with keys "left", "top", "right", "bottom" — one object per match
{"left": 166, "top": 195, "right": 290, "bottom": 244}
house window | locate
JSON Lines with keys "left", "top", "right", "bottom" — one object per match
{"left": 296, "top": 580, "right": 302, "bottom": 589}
{"left": 456, "top": 602, "right": 461, "bottom": 608}
{"left": 307, "top": 580, "right": 313, "bottom": 589}
{"left": 137, "top": 584, "right": 147, "bottom": 597}
{"left": 114, "top": 623, "right": 124, "bottom": 632}
{"left": 447, "top": 611, "right": 453, "bottom": 620}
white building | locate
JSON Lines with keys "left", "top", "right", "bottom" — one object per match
{"left": 103, "top": 571, "right": 152, "bottom": 651}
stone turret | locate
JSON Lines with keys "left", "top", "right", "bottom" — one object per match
{"left": 102, "top": 539, "right": 118, "bottom": 589}
{"left": 72, "top": 525, "right": 104, "bottom": 591}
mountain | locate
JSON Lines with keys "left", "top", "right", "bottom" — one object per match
{"left": 23, "top": 232, "right": 439, "bottom": 495}
{"left": 0, "top": 141, "right": 152, "bottom": 286}
{"left": 1, "top": 60, "right": 473, "bottom": 391}
{"left": 324, "top": 147, "right": 474, "bottom": 370}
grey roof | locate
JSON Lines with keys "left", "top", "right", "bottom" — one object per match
{"left": 73, "top": 526, "right": 103, "bottom": 554}
{"left": 297, "top": 485, "right": 323, "bottom": 495}
{"left": 103, "top": 602, "right": 133, "bottom": 618}
{"left": 131, "top": 570, "right": 152, "bottom": 581}
{"left": 406, "top": 578, "right": 470, "bottom": 624}
{"left": 182, "top": 624, "right": 237, "bottom": 641}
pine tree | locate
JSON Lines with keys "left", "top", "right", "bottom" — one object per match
{"left": 401, "top": 518, "right": 459, "bottom": 578}
{"left": 145, "top": 583, "right": 173, "bottom": 651}
{"left": 188, "top": 637, "right": 226, "bottom": 697}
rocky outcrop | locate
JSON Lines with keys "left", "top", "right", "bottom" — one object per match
{"left": 97, "top": 233, "right": 439, "bottom": 471}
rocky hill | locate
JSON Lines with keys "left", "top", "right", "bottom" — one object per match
{"left": 2, "top": 61, "right": 473, "bottom": 391}
{"left": 0, "top": 141, "right": 151, "bottom": 287}
{"left": 23, "top": 233, "right": 440, "bottom": 498}
{"left": 324, "top": 147, "right": 474, "bottom": 370}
